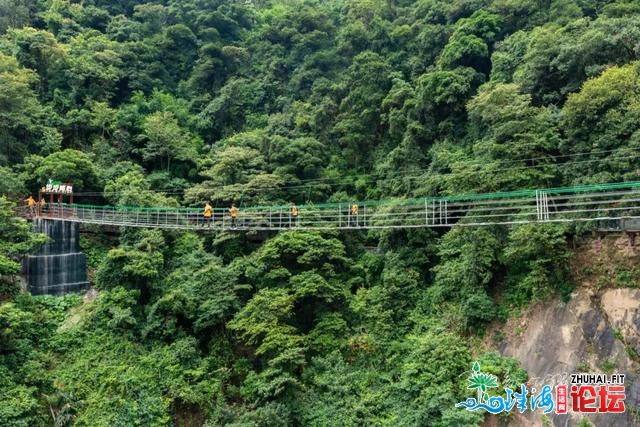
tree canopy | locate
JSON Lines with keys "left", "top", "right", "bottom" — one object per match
{"left": 1, "top": 0, "right": 636, "bottom": 425}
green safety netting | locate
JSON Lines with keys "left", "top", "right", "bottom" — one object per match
{"left": 56, "top": 181, "right": 640, "bottom": 214}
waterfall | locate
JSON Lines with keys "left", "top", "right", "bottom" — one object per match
{"left": 22, "top": 219, "right": 89, "bottom": 296}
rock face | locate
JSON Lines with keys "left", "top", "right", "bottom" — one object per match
{"left": 493, "top": 287, "right": 640, "bottom": 426}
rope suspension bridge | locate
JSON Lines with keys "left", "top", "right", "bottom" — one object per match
{"left": 25, "top": 181, "right": 640, "bottom": 231}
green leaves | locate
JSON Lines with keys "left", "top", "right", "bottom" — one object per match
{"left": 228, "top": 288, "right": 306, "bottom": 402}
{"left": 103, "top": 170, "right": 179, "bottom": 207}
{"left": 65, "top": 31, "right": 122, "bottom": 101}
{"left": 512, "top": 17, "right": 640, "bottom": 105}
{"left": 290, "top": 271, "right": 342, "bottom": 302}
{"left": 141, "top": 233, "right": 241, "bottom": 340}
{"left": 438, "top": 11, "right": 502, "bottom": 75}
{"left": 387, "top": 329, "right": 477, "bottom": 426}
{"left": 0, "top": 197, "right": 46, "bottom": 297}
{"left": 0, "top": 384, "right": 42, "bottom": 427}
{"left": 333, "top": 51, "right": 392, "bottom": 170}
{"left": 228, "top": 288, "right": 295, "bottom": 348}
{"left": 503, "top": 223, "right": 571, "bottom": 305}
{"left": 0, "top": 51, "right": 47, "bottom": 165}
{"left": 226, "top": 232, "right": 353, "bottom": 403}
{"left": 256, "top": 231, "right": 349, "bottom": 277}
{"left": 0, "top": 294, "right": 81, "bottom": 426}
{"left": 95, "top": 229, "right": 165, "bottom": 293}
{"left": 446, "top": 82, "right": 560, "bottom": 193}
{"left": 32, "top": 149, "right": 101, "bottom": 194}
{"left": 5, "top": 1, "right": 640, "bottom": 425}
{"left": 0, "top": 52, "right": 39, "bottom": 117}
{"left": 139, "top": 111, "right": 200, "bottom": 173}
{"left": 560, "top": 63, "right": 640, "bottom": 183}
{"left": 92, "top": 286, "right": 139, "bottom": 332}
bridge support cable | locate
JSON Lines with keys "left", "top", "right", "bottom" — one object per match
{"left": 536, "top": 190, "right": 550, "bottom": 222}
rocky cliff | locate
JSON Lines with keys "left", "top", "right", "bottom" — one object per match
{"left": 487, "top": 236, "right": 640, "bottom": 427}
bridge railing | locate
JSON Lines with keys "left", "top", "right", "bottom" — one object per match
{"left": 31, "top": 181, "right": 640, "bottom": 230}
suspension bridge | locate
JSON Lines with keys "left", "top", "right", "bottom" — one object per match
{"left": 25, "top": 181, "right": 640, "bottom": 231}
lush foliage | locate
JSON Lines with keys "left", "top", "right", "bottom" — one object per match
{"left": 0, "top": 197, "right": 46, "bottom": 299}
{"left": 2, "top": 0, "right": 637, "bottom": 424}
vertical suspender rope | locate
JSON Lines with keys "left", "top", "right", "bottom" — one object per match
{"left": 544, "top": 192, "right": 550, "bottom": 221}
{"left": 425, "top": 199, "right": 429, "bottom": 225}
{"left": 363, "top": 204, "right": 366, "bottom": 227}
{"left": 434, "top": 201, "right": 438, "bottom": 225}
{"left": 444, "top": 200, "right": 448, "bottom": 225}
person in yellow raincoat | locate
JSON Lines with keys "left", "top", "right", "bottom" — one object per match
{"left": 290, "top": 201, "right": 299, "bottom": 227}
{"left": 203, "top": 202, "right": 213, "bottom": 227}
{"left": 25, "top": 196, "right": 36, "bottom": 216}
{"left": 229, "top": 203, "right": 239, "bottom": 228}
{"left": 39, "top": 198, "right": 46, "bottom": 215}
{"left": 350, "top": 204, "right": 358, "bottom": 227}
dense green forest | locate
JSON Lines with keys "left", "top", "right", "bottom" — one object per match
{"left": 2, "top": 0, "right": 640, "bottom": 425}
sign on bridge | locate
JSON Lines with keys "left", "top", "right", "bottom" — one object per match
{"left": 44, "top": 179, "right": 73, "bottom": 194}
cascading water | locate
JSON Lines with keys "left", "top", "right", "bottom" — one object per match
{"left": 22, "top": 219, "right": 89, "bottom": 296}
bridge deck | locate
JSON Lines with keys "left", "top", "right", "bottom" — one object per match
{"left": 25, "top": 181, "right": 640, "bottom": 231}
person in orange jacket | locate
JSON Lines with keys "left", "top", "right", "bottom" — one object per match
{"left": 203, "top": 202, "right": 213, "bottom": 227}
{"left": 350, "top": 203, "right": 359, "bottom": 227}
{"left": 229, "top": 203, "right": 239, "bottom": 228}
{"left": 25, "top": 195, "right": 36, "bottom": 216}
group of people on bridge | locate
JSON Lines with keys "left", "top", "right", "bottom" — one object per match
{"left": 22, "top": 193, "right": 362, "bottom": 229}
{"left": 24, "top": 195, "right": 46, "bottom": 217}
{"left": 202, "top": 202, "right": 240, "bottom": 228}
{"left": 201, "top": 201, "right": 362, "bottom": 228}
